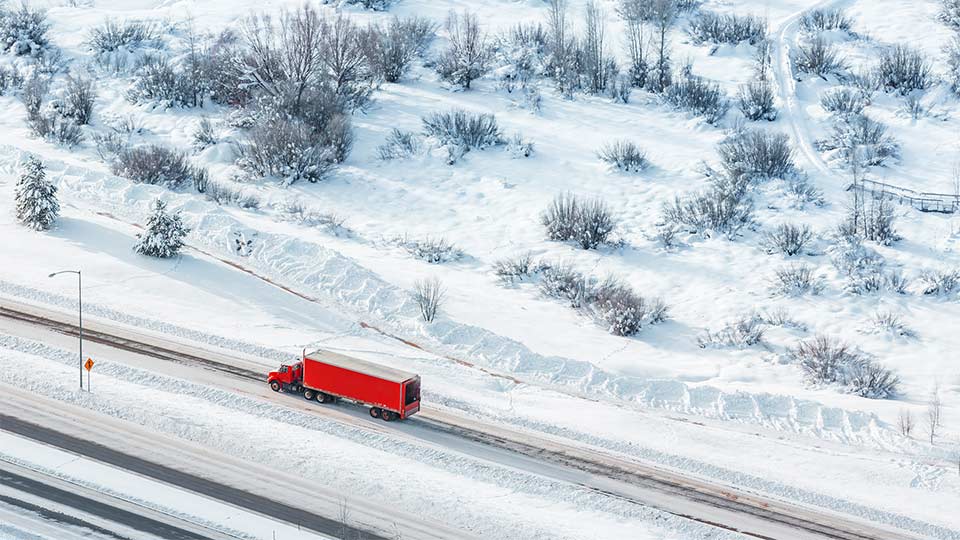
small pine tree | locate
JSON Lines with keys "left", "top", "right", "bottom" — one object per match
{"left": 135, "top": 199, "right": 190, "bottom": 258}
{"left": 15, "top": 156, "right": 59, "bottom": 231}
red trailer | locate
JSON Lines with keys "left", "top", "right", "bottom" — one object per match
{"left": 267, "top": 350, "right": 421, "bottom": 421}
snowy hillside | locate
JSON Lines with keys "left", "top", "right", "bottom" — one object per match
{"left": 1, "top": 0, "right": 960, "bottom": 538}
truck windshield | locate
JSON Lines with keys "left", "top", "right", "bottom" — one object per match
{"left": 405, "top": 379, "right": 420, "bottom": 405}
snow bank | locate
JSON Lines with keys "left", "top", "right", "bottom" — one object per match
{"left": 0, "top": 147, "right": 892, "bottom": 446}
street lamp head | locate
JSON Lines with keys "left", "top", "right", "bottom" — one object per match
{"left": 48, "top": 273, "right": 57, "bottom": 278}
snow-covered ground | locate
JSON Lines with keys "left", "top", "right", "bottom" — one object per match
{"left": 2, "top": 0, "right": 960, "bottom": 537}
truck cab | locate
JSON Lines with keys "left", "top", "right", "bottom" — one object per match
{"left": 267, "top": 361, "right": 303, "bottom": 392}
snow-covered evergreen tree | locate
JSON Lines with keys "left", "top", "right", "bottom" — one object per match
{"left": 14, "top": 156, "right": 59, "bottom": 231}
{"left": 134, "top": 199, "right": 190, "bottom": 258}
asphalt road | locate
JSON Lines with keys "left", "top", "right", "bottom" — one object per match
{"left": 0, "top": 466, "right": 207, "bottom": 540}
{"left": 0, "top": 413, "right": 383, "bottom": 540}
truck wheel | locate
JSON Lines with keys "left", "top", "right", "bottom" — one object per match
{"left": 304, "top": 390, "right": 315, "bottom": 401}
{"left": 316, "top": 392, "right": 329, "bottom": 403}
{"left": 369, "top": 407, "right": 381, "bottom": 419}
{"left": 269, "top": 381, "right": 281, "bottom": 392}
{"left": 381, "top": 411, "right": 395, "bottom": 422}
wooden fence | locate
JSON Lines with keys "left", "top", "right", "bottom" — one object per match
{"left": 848, "top": 179, "right": 960, "bottom": 214}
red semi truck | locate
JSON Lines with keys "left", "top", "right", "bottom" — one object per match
{"left": 267, "top": 350, "right": 421, "bottom": 421}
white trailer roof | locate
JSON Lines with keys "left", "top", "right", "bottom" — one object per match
{"left": 304, "top": 350, "right": 418, "bottom": 384}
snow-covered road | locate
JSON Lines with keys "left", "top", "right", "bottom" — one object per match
{"left": 0, "top": 297, "right": 943, "bottom": 540}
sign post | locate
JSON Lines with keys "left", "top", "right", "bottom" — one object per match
{"left": 84, "top": 358, "right": 94, "bottom": 392}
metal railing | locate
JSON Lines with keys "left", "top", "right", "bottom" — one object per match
{"left": 849, "top": 179, "right": 960, "bottom": 214}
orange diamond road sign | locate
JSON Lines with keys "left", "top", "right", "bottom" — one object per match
{"left": 84, "top": 358, "right": 94, "bottom": 371}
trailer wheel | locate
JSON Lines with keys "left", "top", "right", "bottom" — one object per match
{"left": 303, "top": 389, "right": 315, "bottom": 401}
{"left": 369, "top": 407, "right": 381, "bottom": 419}
{"left": 269, "top": 381, "right": 281, "bottom": 392}
{"left": 381, "top": 411, "right": 396, "bottom": 422}
{"left": 316, "top": 392, "right": 329, "bottom": 403}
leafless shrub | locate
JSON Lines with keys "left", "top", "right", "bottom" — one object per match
{"left": 828, "top": 231, "right": 885, "bottom": 283}
{"left": 770, "top": 264, "right": 824, "bottom": 296}
{"left": 688, "top": 11, "right": 766, "bottom": 45}
{"left": 505, "top": 132, "right": 535, "bottom": 158}
{"left": 127, "top": 55, "right": 194, "bottom": 107}
{"left": 794, "top": 37, "right": 846, "bottom": 78}
{"left": 917, "top": 268, "right": 960, "bottom": 296}
{"left": 399, "top": 236, "right": 464, "bottom": 264}
{"left": 493, "top": 252, "right": 539, "bottom": 284}
{"left": 738, "top": 80, "right": 777, "bottom": 121}
{"left": 885, "top": 269, "right": 909, "bottom": 294}
{"left": 698, "top": 312, "right": 766, "bottom": 348}
{"left": 363, "top": 17, "right": 436, "bottom": 83}
{"left": 377, "top": 129, "right": 423, "bottom": 160}
{"left": 820, "top": 87, "right": 866, "bottom": 116}
{"left": 539, "top": 261, "right": 590, "bottom": 308}
{"left": 22, "top": 75, "right": 84, "bottom": 147}
{"left": 87, "top": 19, "right": 158, "bottom": 53}
{"left": 191, "top": 117, "right": 220, "bottom": 152}
{"left": 761, "top": 307, "right": 806, "bottom": 330}
{"left": 942, "top": 0, "right": 960, "bottom": 28}
{"left": 92, "top": 130, "right": 126, "bottom": 160}
{"left": 800, "top": 8, "right": 852, "bottom": 33}
{"left": 869, "top": 310, "right": 915, "bottom": 338}
{"left": 663, "top": 72, "right": 730, "bottom": 124}
{"left": 821, "top": 114, "right": 899, "bottom": 167}
{"left": 875, "top": 44, "right": 933, "bottom": 95}
{"left": 786, "top": 175, "right": 825, "bottom": 207}
{"left": 898, "top": 408, "right": 915, "bottom": 437}
{"left": 112, "top": 145, "right": 208, "bottom": 191}
{"left": 927, "top": 389, "right": 943, "bottom": 444}
{"left": 589, "top": 275, "right": 663, "bottom": 336}
{"left": 609, "top": 74, "right": 632, "bottom": 103}
{"left": 435, "top": 11, "right": 491, "bottom": 89}
{"left": 790, "top": 335, "right": 900, "bottom": 398}
{"left": 60, "top": 73, "right": 96, "bottom": 125}
{"left": 413, "top": 277, "right": 445, "bottom": 322}
{"left": 718, "top": 128, "right": 796, "bottom": 181}
{"left": 901, "top": 94, "right": 925, "bottom": 120}
{"left": 662, "top": 177, "right": 754, "bottom": 238}
{"left": 0, "top": 1, "right": 50, "bottom": 56}
{"left": 422, "top": 110, "right": 503, "bottom": 149}
{"left": 339, "top": 0, "right": 394, "bottom": 11}
{"left": 839, "top": 193, "right": 899, "bottom": 245}
{"left": 598, "top": 140, "right": 649, "bottom": 172}
{"left": 0, "top": 64, "right": 23, "bottom": 95}
{"left": 654, "top": 224, "right": 681, "bottom": 250}
{"left": 762, "top": 223, "right": 813, "bottom": 256}
{"left": 542, "top": 193, "right": 618, "bottom": 249}
{"left": 235, "top": 117, "right": 336, "bottom": 184}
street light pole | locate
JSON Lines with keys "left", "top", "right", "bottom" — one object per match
{"left": 48, "top": 270, "right": 82, "bottom": 390}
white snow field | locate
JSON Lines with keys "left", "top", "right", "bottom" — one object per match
{"left": 1, "top": 0, "right": 960, "bottom": 537}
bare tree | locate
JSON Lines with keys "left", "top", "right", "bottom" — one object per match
{"left": 582, "top": 1, "right": 607, "bottom": 94}
{"left": 240, "top": 5, "right": 326, "bottom": 113}
{"left": 546, "top": 0, "right": 578, "bottom": 96}
{"left": 897, "top": 408, "right": 914, "bottom": 437}
{"left": 754, "top": 35, "right": 772, "bottom": 82}
{"left": 648, "top": 0, "right": 677, "bottom": 92}
{"left": 320, "top": 14, "right": 372, "bottom": 107}
{"left": 928, "top": 386, "right": 943, "bottom": 444}
{"left": 618, "top": 0, "right": 650, "bottom": 87}
{"left": 435, "top": 11, "right": 490, "bottom": 89}
{"left": 413, "top": 277, "right": 445, "bottom": 322}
